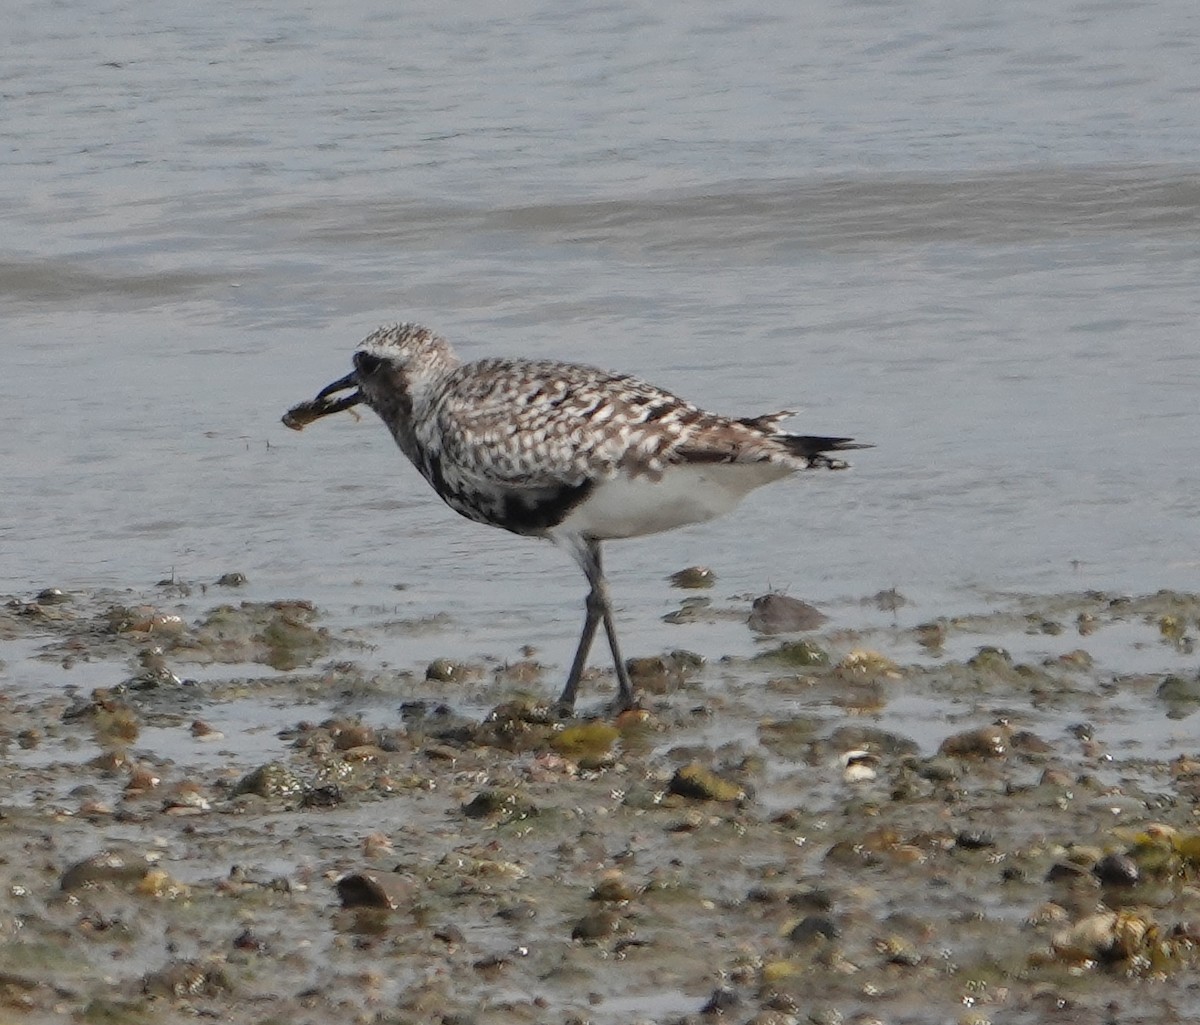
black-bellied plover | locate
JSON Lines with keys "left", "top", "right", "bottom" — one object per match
{"left": 284, "top": 323, "right": 866, "bottom": 712}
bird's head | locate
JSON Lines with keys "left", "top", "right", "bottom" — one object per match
{"left": 282, "top": 323, "right": 459, "bottom": 431}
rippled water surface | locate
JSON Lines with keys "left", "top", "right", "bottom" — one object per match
{"left": 4, "top": 0, "right": 1199, "bottom": 673}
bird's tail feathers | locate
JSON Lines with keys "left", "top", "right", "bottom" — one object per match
{"left": 781, "top": 434, "right": 872, "bottom": 469}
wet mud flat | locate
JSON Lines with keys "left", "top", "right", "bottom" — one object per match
{"left": 2, "top": 585, "right": 1200, "bottom": 1024}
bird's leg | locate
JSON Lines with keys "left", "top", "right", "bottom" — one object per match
{"left": 557, "top": 589, "right": 602, "bottom": 712}
{"left": 599, "top": 588, "right": 636, "bottom": 711}
{"left": 567, "top": 538, "right": 638, "bottom": 711}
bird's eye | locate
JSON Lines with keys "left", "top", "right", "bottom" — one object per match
{"left": 354, "top": 352, "right": 387, "bottom": 376}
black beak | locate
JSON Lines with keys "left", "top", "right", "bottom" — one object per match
{"left": 316, "top": 371, "right": 359, "bottom": 401}
{"left": 282, "top": 371, "right": 364, "bottom": 431}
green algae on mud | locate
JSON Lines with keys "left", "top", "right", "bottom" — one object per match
{"left": 2, "top": 586, "right": 1200, "bottom": 1022}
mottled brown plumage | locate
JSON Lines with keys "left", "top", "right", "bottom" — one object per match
{"left": 284, "top": 323, "right": 867, "bottom": 710}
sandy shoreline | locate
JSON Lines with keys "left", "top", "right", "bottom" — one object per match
{"left": 2, "top": 584, "right": 1199, "bottom": 1024}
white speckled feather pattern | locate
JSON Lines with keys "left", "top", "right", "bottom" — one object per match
{"left": 286, "top": 322, "right": 865, "bottom": 710}
{"left": 349, "top": 324, "right": 858, "bottom": 540}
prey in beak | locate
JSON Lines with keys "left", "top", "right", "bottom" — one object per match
{"left": 282, "top": 371, "right": 364, "bottom": 431}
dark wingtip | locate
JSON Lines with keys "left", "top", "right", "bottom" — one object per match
{"left": 785, "top": 435, "right": 872, "bottom": 459}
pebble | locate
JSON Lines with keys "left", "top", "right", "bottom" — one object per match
{"left": 461, "top": 788, "right": 539, "bottom": 820}
{"left": 667, "top": 762, "right": 744, "bottom": 802}
{"left": 914, "top": 621, "right": 947, "bottom": 649}
{"left": 589, "top": 874, "right": 639, "bottom": 902}
{"left": 496, "top": 900, "right": 539, "bottom": 921}
{"left": 335, "top": 870, "right": 415, "bottom": 910}
{"left": 788, "top": 914, "right": 840, "bottom": 945}
{"left": 757, "top": 639, "right": 830, "bottom": 667}
{"left": 60, "top": 850, "right": 154, "bottom": 892}
{"left": 1093, "top": 852, "right": 1139, "bottom": 886}
{"left": 954, "top": 829, "right": 996, "bottom": 850}
{"left": 939, "top": 725, "right": 1010, "bottom": 759}
{"left": 426, "top": 657, "right": 475, "bottom": 683}
{"left": 234, "top": 762, "right": 306, "bottom": 799}
{"left": 669, "top": 565, "right": 716, "bottom": 589}
{"left": 748, "top": 593, "right": 828, "bottom": 634}
{"left": 571, "top": 909, "right": 622, "bottom": 941}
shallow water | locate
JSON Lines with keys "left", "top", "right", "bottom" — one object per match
{"left": 5, "top": 587, "right": 1200, "bottom": 1023}
{"left": 4, "top": 0, "right": 1200, "bottom": 684}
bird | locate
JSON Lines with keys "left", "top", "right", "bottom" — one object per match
{"left": 283, "top": 323, "right": 866, "bottom": 712}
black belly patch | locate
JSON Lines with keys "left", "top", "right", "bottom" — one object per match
{"left": 422, "top": 452, "right": 594, "bottom": 536}
{"left": 494, "top": 480, "right": 594, "bottom": 534}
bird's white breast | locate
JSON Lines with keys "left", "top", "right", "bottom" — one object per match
{"left": 552, "top": 462, "right": 792, "bottom": 541}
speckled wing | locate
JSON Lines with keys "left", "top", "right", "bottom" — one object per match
{"left": 426, "top": 358, "right": 755, "bottom": 488}
{"left": 406, "top": 357, "right": 860, "bottom": 535}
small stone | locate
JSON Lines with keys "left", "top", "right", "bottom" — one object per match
{"left": 939, "top": 725, "right": 1009, "bottom": 759}
{"left": 472, "top": 953, "right": 510, "bottom": 974}
{"left": 1093, "top": 852, "right": 1139, "bottom": 887}
{"left": 1067, "top": 721, "right": 1094, "bottom": 741}
{"left": 788, "top": 914, "right": 840, "bottom": 945}
{"left": 667, "top": 762, "right": 744, "bottom": 802}
{"left": 755, "top": 640, "right": 830, "bottom": 668}
{"left": 301, "top": 784, "right": 343, "bottom": 808}
{"left": 1054, "top": 649, "right": 1094, "bottom": 670}
{"left": 143, "top": 960, "right": 231, "bottom": 999}
{"left": 589, "top": 874, "right": 638, "bottom": 902}
{"left": 914, "top": 621, "right": 947, "bottom": 649}
{"left": 330, "top": 722, "right": 379, "bottom": 750}
{"left": 434, "top": 924, "right": 465, "bottom": 944}
{"left": 362, "top": 832, "right": 394, "bottom": 859}
{"left": 163, "top": 782, "right": 211, "bottom": 814}
{"left": 967, "top": 646, "right": 1013, "bottom": 672}
{"left": 233, "top": 762, "right": 306, "bottom": 799}
{"left": 786, "top": 887, "right": 834, "bottom": 912}
{"left": 748, "top": 593, "right": 828, "bottom": 634}
{"left": 841, "top": 750, "right": 879, "bottom": 784}
{"left": 426, "top": 658, "right": 472, "bottom": 683}
{"left": 1157, "top": 674, "right": 1200, "bottom": 705}
{"left": 336, "top": 871, "right": 414, "bottom": 910}
{"left": 954, "top": 829, "right": 995, "bottom": 850}
{"left": 137, "top": 868, "right": 189, "bottom": 899}
{"left": 662, "top": 595, "right": 713, "bottom": 624}
{"left": 125, "top": 764, "right": 162, "bottom": 792}
{"left": 571, "top": 909, "right": 621, "bottom": 941}
{"left": 1039, "top": 768, "right": 1075, "bottom": 787}
{"left": 1052, "top": 910, "right": 1148, "bottom": 963}
{"left": 189, "top": 719, "right": 222, "bottom": 740}
{"left": 233, "top": 929, "right": 267, "bottom": 953}
{"left": 1010, "top": 729, "right": 1053, "bottom": 755}
{"left": 60, "top": 851, "right": 154, "bottom": 892}
{"left": 670, "top": 566, "right": 716, "bottom": 589}
{"left": 1044, "top": 861, "right": 1095, "bottom": 885}
{"left": 552, "top": 722, "right": 619, "bottom": 759}
{"left": 879, "top": 935, "right": 922, "bottom": 966}
{"left": 461, "top": 788, "right": 539, "bottom": 820}
{"left": 495, "top": 900, "right": 538, "bottom": 921}
{"left": 917, "top": 757, "right": 961, "bottom": 782}
{"left": 625, "top": 656, "right": 674, "bottom": 687}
